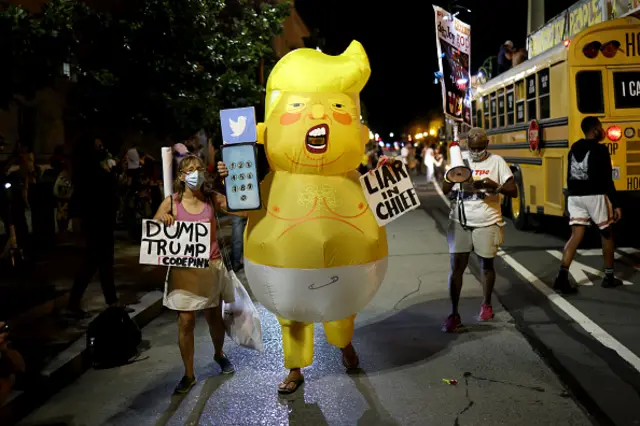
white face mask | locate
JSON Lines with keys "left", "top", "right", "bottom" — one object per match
{"left": 185, "top": 170, "right": 204, "bottom": 190}
{"left": 469, "top": 149, "right": 487, "bottom": 162}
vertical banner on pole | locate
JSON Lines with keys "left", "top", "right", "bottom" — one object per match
{"left": 433, "top": 5, "right": 472, "bottom": 127}
{"left": 161, "top": 147, "right": 173, "bottom": 198}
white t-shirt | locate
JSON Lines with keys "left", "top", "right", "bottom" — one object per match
{"left": 424, "top": 148, "right": 434, "bottom": 166}
{"left": 450, "top": 153, "right": 513, "bottom": 227}
{"left": 127, "top": 148, "right": 140, "bottom": 170}
{"left": 401, "top": 147, "right": 409, "bottom": 164}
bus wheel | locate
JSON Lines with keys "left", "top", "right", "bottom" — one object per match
{"left": 510, "top": 174, "right": 528, "bottom": 230}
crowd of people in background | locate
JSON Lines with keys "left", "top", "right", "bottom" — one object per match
{"left": 357, "top": 140, "right": 446, "bottom": 186}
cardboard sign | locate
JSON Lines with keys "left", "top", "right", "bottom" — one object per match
{"left": 360, "top": 162, "right": 421, "bottom": 227}
{"left": 220, "top": 107, "right": 257, "bottom": 144}
{"left": 139, "top": 220, "right": 211, "bottom": 268}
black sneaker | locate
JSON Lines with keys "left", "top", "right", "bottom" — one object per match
{"left": 174, "top": 375, "right": 196, "bottom": 394}
{"left": 602, "top": 276, "right": 623, "bottom": 288}
{"left": 553, "top": 274, "right": 578, "bottom": 295}
{"left": 215, "top": 354, "right": 235, "bottom": 375}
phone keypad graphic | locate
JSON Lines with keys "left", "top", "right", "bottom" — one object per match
{"left": 222, "top": 143, "right": 261, "bottom": 211}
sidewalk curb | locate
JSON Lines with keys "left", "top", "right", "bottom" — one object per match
{"left": 9, "top": 293, "right": 70, "bottom": 329}
{"left": 0, "top": 291, "right": 165, "bottom": 426}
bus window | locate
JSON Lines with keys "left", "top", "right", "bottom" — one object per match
{"left": 506, "top": 85, "right": 515, "bottom": 126}
{"left": 476, "top": 107, "right": 483, "bottom": 128}
{"left": 538, "top": 69, "right": 550, "bottom": 119}
{"left": 612, "top": 71, "right": 640, "bottom": 109}
{"left": 576, "top": 71, "right": 604, "bottom": 114}
{"left": 515, "top": 80, "right": 525, "bottom": 123}
{"left": 483, "top": 96, "right": 490, "bottom": 129}
{"left": 498, "top": 90, "right": 505, "bottom": 127}
{"left": 526, "top": 75, "right": 537, "bottom": 121}
{"left": 490, "top": 93, "right": 497, "bottom": 128}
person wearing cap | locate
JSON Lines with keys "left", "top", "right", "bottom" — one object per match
{"left": 498, "top": 41, "right": 514, "bottom": 74}
{"left": 441, "top": 128, "right": 517, "bottom": 332}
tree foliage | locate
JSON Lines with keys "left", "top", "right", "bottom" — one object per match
{"left": 1, "top": 0, "right": 290, "bottom": 140}
{"left": 0, "top": 1, "right": 80, "bottom": 108}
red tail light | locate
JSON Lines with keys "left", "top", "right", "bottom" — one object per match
{"left": 607, "top": 126, "right": 622, "bottom": 141}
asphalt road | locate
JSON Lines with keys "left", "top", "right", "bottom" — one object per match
{"left": 416, "top": 179, "right": 640, "bottom": 426}
{"left": 18, "top": 204, "right": 592, "bottom": 426}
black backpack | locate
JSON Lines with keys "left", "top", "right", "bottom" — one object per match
{"left": 86, "top": 306, "right": 142, "bottom": 368}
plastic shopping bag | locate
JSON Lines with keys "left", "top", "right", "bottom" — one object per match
{"left": 223, "top": 271, "right": 264, "bottom": 352}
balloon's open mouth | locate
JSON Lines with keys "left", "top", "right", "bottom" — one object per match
{"left": 305, "top": 124, "right": 329, "bottom": 154}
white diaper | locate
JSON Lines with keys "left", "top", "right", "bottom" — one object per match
{"left": 244, "top": 257, "right": 388, "bottom": 323}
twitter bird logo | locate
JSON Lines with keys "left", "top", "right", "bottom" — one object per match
{"left": 229, "top": 116, "right": 247, "bottom": 137}
{"left": 220, "top": 107, "right": 256, "bottom": 144}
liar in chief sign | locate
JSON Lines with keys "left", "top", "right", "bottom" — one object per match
{"left": 362, "top": 161, "right": 420, "bottom": 225}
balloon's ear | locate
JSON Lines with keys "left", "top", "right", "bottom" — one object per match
{"left": 257, "top": 123, "right": 266, "bottom": 145}
{"left": 361, "top": 124, "right": 371, "bottom": 148}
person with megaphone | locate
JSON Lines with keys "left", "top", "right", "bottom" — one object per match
{"left": 441, "top": 128, "right": 517, "bottom": 333}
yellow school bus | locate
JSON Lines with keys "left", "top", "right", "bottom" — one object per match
{"left": 472, "top": 16, "right": 640, "bottom": 229}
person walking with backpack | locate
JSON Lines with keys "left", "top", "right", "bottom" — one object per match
{"left": 153, "top": 155, "right": 236, "bottom": 394}
{"left": 553, "top": 117, "right": 623, "bottom": 294}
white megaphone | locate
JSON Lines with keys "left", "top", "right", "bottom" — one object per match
{"left": 445, "top": 141, "right": 472, "bottom": 183}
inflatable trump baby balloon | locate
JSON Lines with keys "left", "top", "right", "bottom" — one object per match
{"left": 243, "top": 41, "right": 388, "bottom": 371}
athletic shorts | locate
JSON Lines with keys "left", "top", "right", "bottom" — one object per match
{"left": 447, "top": 221, "right": 504, "bottom": 259}
{"left": 567, "top": 195, "right": 612, "bottom": 229}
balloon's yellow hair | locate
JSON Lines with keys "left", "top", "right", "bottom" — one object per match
{"left": 265, "top": 41, "right": 371, "bottom": 121}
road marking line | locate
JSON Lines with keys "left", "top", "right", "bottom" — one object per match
{"left": 548, "top": 249, "right": 593, "bottom": 286}
{"left": 498, "top": 250, "right": 640, "bottom": 372}
{"left": 548, "top": 250, "right": 633, "bottom": 285}
{"left": 431, "top": 181, "right": 640, "bottom": 373}
{"left": 619, "top": 247, "right": 640, "bottom": 256}
{"left": 432, "top": 180, "right": 450, "bottom": 206}
{"left": 578, "top": 249, "right": 623, "bottom": 260}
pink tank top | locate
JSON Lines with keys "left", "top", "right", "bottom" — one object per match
{"left": 173, "top": 195, "right": 221, "bottom": 260}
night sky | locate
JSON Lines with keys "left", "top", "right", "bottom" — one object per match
{"left": 295, "top": 0, "right": 578, "bottom": 138}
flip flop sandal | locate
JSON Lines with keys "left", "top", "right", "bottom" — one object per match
{"left": 342, "top": 353, "right": 360, "bottom": 370}
{"left": 277, "top": 378, "right": 304, "bottom": 395}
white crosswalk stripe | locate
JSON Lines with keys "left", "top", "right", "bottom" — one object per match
{"left": 548, "top": 250, "right": 633, "bottom": 285}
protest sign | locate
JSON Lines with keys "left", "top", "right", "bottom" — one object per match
{"left": 360, "top": 162, "right": 421, "bottom": 227}
{"left": 139, "top": 220, "right": 211, "bottom": 268}
{"left": 434, "top": 5, "right": 472, "bottom": 126}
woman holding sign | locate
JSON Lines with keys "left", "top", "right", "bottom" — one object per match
{"left": 153, "top": 155, "right": 235, "bottom": 394}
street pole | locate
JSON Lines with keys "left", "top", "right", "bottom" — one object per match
{"left": 527, "top": 0, "right": 545, "bottom": 35}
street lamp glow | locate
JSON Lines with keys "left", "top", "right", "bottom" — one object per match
{"left": 369, "top": 130, "right": 374, "bottom": 140}
{"left": 389, "top": 132, "right": 394, "bottom": 137}
{"left": 429, "top": 129, "right": 437, "bottom": 136}
{"left": 374, "top": 133, "right": 379, "bottom": 140}
{"left": 4, "top": 183, "right": 11, "bottom": 189}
